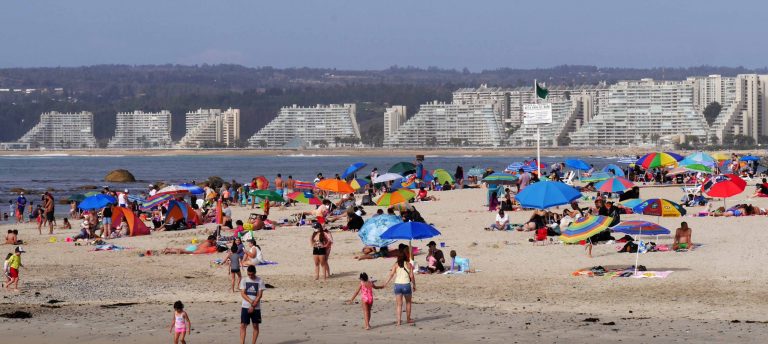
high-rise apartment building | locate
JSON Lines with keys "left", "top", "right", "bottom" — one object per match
{"left": 383, "top": 106, "right": 407, "bottom": 142}
{"left": 107, "top": 110, "right": 173, "bottom": 148}
{"left": 384, "top": 102, "right": 505, "bottom": 147}
{"left": 17, "top": 111, "right": 97, "bottom": 149}
{"left": 248, "top": 104, "right": 360, "bottom": 148}
{"left": 178, "top": 108, "right": 241, "bottom": 148}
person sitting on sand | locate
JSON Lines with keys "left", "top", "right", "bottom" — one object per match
{"left": 416, "top": 187, "right": 438, "bottom": 202}
{"left": 425, "top": 241, "right": 445, "bottom": 273}
{"left": 522, "top": 210, "right": 547, "bottom": 231}
{"left": 241, "top": 239, "right": 266, "bottom": 266}
{"left": 487, "top": 209, "right": 511, "bottom": 231}
{"left": 672, "top": 222, "right": 693, "bottom": 250}
{"left": 163, "top": 235, "right": 217, "bottom": 254}
{"left": 449, "top": 250, "right": 474, "bottom": 273}
{"left": 5, "top": 230, "right": 17, "bottom": 245}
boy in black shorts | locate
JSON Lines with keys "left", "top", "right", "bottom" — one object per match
{"left": 239, "top": 265, "right": 264, "bottom": 344}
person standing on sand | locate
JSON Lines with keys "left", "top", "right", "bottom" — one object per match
{"left": 170, "top": 300, "right": 191, "bottom": 344}
{"left": 285, "top": 175, "right": 295, "bottom": 205}
{"left": 240, "top": 265, "right": 264, "bottom": 344}
{"left": 4, "top": 246, "right": 24, "bottom": 291}
{"left": 15, "top": 192, "right": 26, "bottom": 224}
{"left": 383, "top": 253, "right": 416, "bottom": 326}
{"left": 274, "top": 174, "right": 284, "bottom": 198}
{"left": 310, "top": 223, "right": 330, "bottom": 280}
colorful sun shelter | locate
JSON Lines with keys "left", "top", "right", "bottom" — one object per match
{"left": 165, "top": 200, "right": 200, "bottom": 225}
{"left": 110, "top": 206, "right": 151, "bottom": 236}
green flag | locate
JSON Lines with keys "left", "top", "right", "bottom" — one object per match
{"left": 536, "top": 82, "right": 548, "bottom": 99}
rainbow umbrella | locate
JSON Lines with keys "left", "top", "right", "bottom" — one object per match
{"left": 376, "top": 189, "right": 416, "bottom": 206}
{"left": 633, "top": 199, "right": 686, "bottom": 217}
{"left": 559, "top": 215, "right": 613, "bottom": 244}
{"left": 595, "top": 177, "right": 634, "bottom": 193}
{"left": 142, "top": 193, "right": 172, "bottom": 209}
{"left": 665, "top": 152, "right": 685, "bottom": 161}
{"left": 432, "top": 169, "right": 454, "bottom": 184}
{"left": 316, "top": 179, "right": 355, "bottom": 194}
{"left": 287, "top": 191, "right": 322, "bottom": 205}
{"left": 612, "top": 221, "right": 672, "bottom": 275}
{"left": 636, "top": 152, "right": 679, "bottom": 169}
{"left": 350, "top": 177, "right": 370, "bottom": 190}
{"left": 249, "top": 189, "right": 284, "bottom": 202}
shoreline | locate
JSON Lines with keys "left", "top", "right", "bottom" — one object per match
{"left": 0, "top": 147, "right": 760, "bottom": 158}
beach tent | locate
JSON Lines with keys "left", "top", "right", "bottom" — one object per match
{"left": 165, "top": 200, "right": 200, "bottom": 224}
{"left": 110, "top": 206, "right": 151, "bottom": 236}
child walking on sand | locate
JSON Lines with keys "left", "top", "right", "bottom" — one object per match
{"left": 169, "top": 301, "right": 191, "bottom": 344}
{"left": 3, "top": 253, "right": 12, "bottom": 286}
{"left": 3, "top": 246, "right": 24, "bottom": 291}
{"left": 223, "top": 244, "right": 242, "bottom": 292}
{"left": 346, "top": 272, "right": 384, "bottom": 330}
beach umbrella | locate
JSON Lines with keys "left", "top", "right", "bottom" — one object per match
{"left": 78, "top": 194, "right": 116, "bottom": 210}
{"left": 287, "top": 191, "right": 322, "bottom": 205}
{"left": 341, "top": 162, "right": 367, "bottom": 179}
{"left": 388, "top": 162, "right": 416, "bottom": 175}
{"left": 376, "top": 189, "right": 416, "bottom": 206}
{"left": 381, "top": 222, "right": 442, "bottom": 260}
{"left": 350, "top": 177, "right": 370, "bottom": 190}
{"left": 482, "top": 172, "right": 519, "bottom": 185}
{"left": 559, "top": 215, "right": 613, "bottom": 244}
{"left": 665, "top": 152, "right": 685, "bottom": 161}
{"left": 180, "top": 183, "right": 205, "bottom": 195}
{"left": 711, "top": 153, "right": 730, "bottom": 161}
{"left": 84, "top": 191, "right": 100, "bottom": 197}
{"left": 682, "top": 163, "right": 713, "bottom": 174}
{"left": 142, "top": 193, "right": 172, "bottom": 209}
{"left": 602, "top": 164, "right": 625, "bottom": 177}
{"left": 254, "top": 176, "right": 269, "bottom": 190}
{"left": 507, "top": 162, "right": 536, "bottom": 172}
{"left": 67, "top": 194, "right": 86, "bottom": 202}
{"left": 467, "top": 168, "right": 485, "bottom": 177}
{"left": 315, "top": 179, "right": 355, "bottom": 194}
{"left": 612, "top": 221, "right": 672, "bottom": 275}
{"left": 373, "top": 173, "right": 404, "bottom": 184}
{"left": 633, "top": 199, "right": 686, "bottom": 217}
{"left": 527, "top": 160, "right": 547, "bottom": 169}
{"left": 564, "top": 159, "right": 590, "bottom": 171}
{"left": 666, "top": 167, "right": 689, "bottom": 176}
{"left": 432, "top": 169, "right": 454, "bottom": 184}
{"left": 580, "top": 172, "right": 612, "bottom": 182}
{"left": 358, "top": 215, "right": 401, "bottom": 248}
{"left": 156, "top": 185, "right": 190, "bottom": 196}
{"left": 619, "top": 198, "right": 644, "bottom": 210}
{"left": 681, "top": 152, "right": 716, "bottom": 167}
{"left": 515, "top": 181, "right": 581, "bottom": 209}
{"left": 249, "top": 190, "right": 284, "bottom": 202}
{"left": 701, "top": 174, "right": 746, "bottom": 206}
{"left": 740, "top": 155, "right": 760, "bottom": 162}
{"left": 595, "top": 177, "right": 634, "bottom": 193}
{"left": 636, "top": 152, "right": 679, "bottom": 169}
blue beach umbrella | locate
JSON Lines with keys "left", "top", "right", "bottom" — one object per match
{"left": 564, "top": 159, "right": 590, "bottom": 171}
{"left": 381, "top": 221, "right": 442, "bottom": 260}
{"left": 358, "top": 215, "right": 401, "bottom": 248}
{"left": 515, "top": 181, "right": 582, "bottom": 209}
{"left": 78, "top": 194, "right": 116, "bottom": 210}
{"left": 342, "top": 162, "right": 367, "bottom": 179}
{"left": 180, "top": 183, "right": 205, "bottom": 195}
{"left": 602, "top": 164, "right": 625, "bottom": 177}
{"left": 740, "top": 155, "right": 760, "bottom": 162}
{"left": 680, "top": 152, "right": 716, "bottom": 167}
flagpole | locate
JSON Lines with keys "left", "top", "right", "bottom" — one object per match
{"left": 534, "top": 79, "right": 541, "bottom": 177}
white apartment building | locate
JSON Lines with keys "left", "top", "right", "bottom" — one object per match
{"left": 107, "top": 110, "right": 173, "bottom": 148}
{"left": 17, "top": 111, "right": 97, "bottom": 149}
{"left": 384, "top": 102, "right": 505, "bottom": 147}
{"left": 248, "top": 104, "right": 361, "bottom": 148}
{"left": 178, "top": 108, "right": 241, "bottom": 148}
{"left": 568, "top": 79, "right": 710, "bottom": 146}
{"left": 383, "top": 106, "right": 407, "bottom": 142}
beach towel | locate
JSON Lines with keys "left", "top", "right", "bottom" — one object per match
{"left": 572, "top": 268, "right": 673, "bottom": 278}
{"left": 257, "top": 261, "right": 278, "bottom": 266}
{"left": 294, "top": 181, "right": 314, "bottom": 190}
{"left": 93, "top": 244, "right": 126, "bottom": 251}
{"left": 630, "top": 271, "right": 673, "bottom": 278}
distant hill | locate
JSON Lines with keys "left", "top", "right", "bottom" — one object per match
{"left": 1, "top": 64, "right": 766, "bottom": 145}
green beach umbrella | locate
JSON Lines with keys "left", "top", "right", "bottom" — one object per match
{"left": 682, "top": 163, "right": 712, "bottom": 174}
{"left": 432, "top": 168, "right": 454, "bottom": 184}
{"left": 68, "top": 194, "right": 86, "bottom": 202}
{"left": 388, "top": 162, "right": 416, "bottom": 175}
{"left": 248, "top": 190, "right": 284, "bottom": 202}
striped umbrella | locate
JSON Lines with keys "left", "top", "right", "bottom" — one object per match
{"left": 612, "top": 221, "right": 672, "bottom": 275}
{"left": 482, "top": 173, "right": 519, "bottom": 185}
{"left": 636, "top": 152, "right": 679, "bottom": 169}
{"left": 376, "top": 189, "right": 416, "bottom": 206}
{"left": 507, "top": 162, "right": 536, "bottom": 173}
{"left": 350, "top": 177, "right": 370, "bottom": 190}
{"left": 142, "top": 193, "right": 172, "bottom": 209}
{"left": 156, "top": 185, "right": 190, "bottom": 196}
{"left": 619, "top": 198, "right": 644, "bottom": 210}
{"left": 665, "top": 152, "right": 685, "bottom": 161}
{"left": 595, "top": 177, "right": 634, "bottom": 193}
{"left": 287, "top": 191, "right": 322, "bottom": 205}
{"left": 633, "top": 199, "right": 686, "bottom": 217}
{"left": 559, "top": 215, "right": 613, "bottom": 244}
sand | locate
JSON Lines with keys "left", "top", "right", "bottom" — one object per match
{"left": 2, "top": 185, "right": 768, "bottom": 343}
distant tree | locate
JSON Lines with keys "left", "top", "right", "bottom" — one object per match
{"left": 557, "top": 136, "right": 571, "bottom": 146}
{"left": 425, "top": 137, "right": 438, "bottom": 146}
{"left": 703, "top": 102, "right": 722, "bottom": 126}
{"left": 709, "top": 134, "right": 720, "bottom": 145}
{"left": 448, "top": 138, "right": 462, "bottom": 146}
{"left": 650, "top": 133, "right": 661, "bottom": 144}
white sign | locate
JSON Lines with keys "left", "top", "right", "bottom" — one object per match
{"left": 523, "top": 103, "right": 553, "bottom": 125}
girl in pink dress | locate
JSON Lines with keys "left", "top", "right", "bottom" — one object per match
{"left": 346, "top": 272, "right": 384, "bottom": 330}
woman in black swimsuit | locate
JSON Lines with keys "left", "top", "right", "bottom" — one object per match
{"left": 310, "top": 223, "right": 330, "bottom": 280}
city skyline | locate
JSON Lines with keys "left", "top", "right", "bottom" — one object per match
{"left": 1, "top": 1, "right": 767, "bottom": 70}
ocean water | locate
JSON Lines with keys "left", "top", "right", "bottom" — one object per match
{"left": 0, "top": 153, "right": 622, "bottom": 221}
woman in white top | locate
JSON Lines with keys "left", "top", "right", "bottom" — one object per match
{"left": 241, "top": 239, "right": 265, "bottom": 267}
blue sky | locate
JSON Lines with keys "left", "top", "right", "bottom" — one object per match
{"left": 0, "top": 0, "right": 764, "bottom": 70}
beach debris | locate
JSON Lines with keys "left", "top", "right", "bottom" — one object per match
{"left": 602, "top": 321, "right": 616, "bottom": 326}
{"left": 100, "top": 302, "right": 138, "bottom": 309}
{"left": 0, "top": 311, "right": 32, "bottom": 319}
{"left": 105, "top": 169, "right": 136, "bottom": 182}
{"left": 583, "top": 318, "right": 600, "bottom": 322}
{"left": 47, "top": 299, "right": 64, "bottom": 304}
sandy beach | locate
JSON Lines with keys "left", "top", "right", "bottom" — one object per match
{"left": 2, "top": 186, "right": 768, "bottom": 343}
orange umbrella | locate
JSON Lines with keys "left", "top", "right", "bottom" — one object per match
{"left": 316, "top": 179, "right": 355, "bottom": 194}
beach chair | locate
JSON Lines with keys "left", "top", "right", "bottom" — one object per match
{"left": 563, "top": 171, "right": 576, "bottom": 186}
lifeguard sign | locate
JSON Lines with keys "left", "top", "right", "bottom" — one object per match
{"left": 523, "top": 103, "right": 553, "bottom": 125}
